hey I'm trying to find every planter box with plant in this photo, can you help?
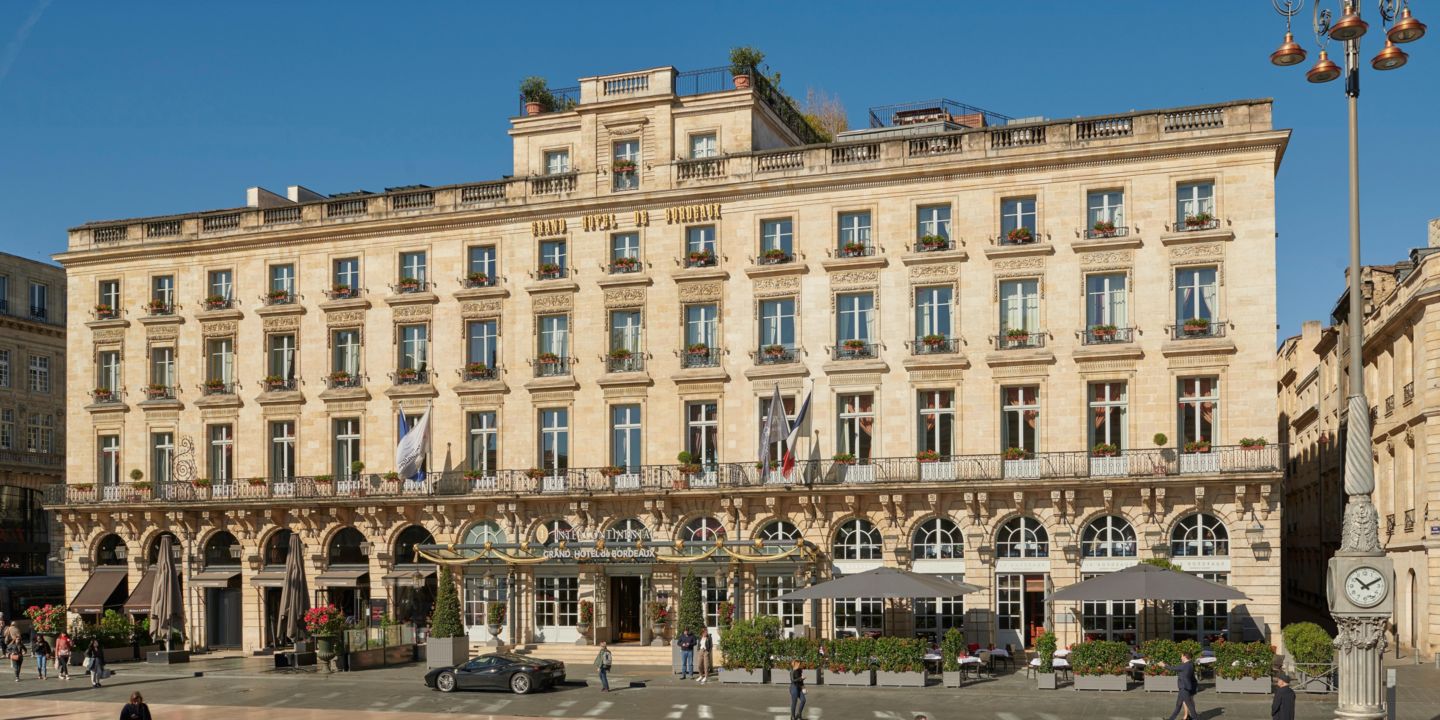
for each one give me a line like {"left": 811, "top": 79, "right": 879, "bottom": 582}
{"left": 940, "top": 627, "right": 966, "bottom": 688}
{"left": 537, "top": 262, "right": 562, "bottom": 279}
{"left": 520, "top": 76, "right": 555, "bottom": 115}
{"left": 331, "top": 284, "right": 355, "bottom": 299}
{"left": 1070, "top": 640, "right": 1131, "bottom": 691}
{"left": 1214, "top": 640, "right": 1274, "bottom": 694}
{"left": 1239, "top": 437, "right": 1269, "bottom": 450}
{"left": 916, "top": 449, "right": 940, "bottom": 463}
{"left": 718, "top": 616, "right": 775, "bottom": 683}
{"left": 1005, "top": 327, "right": 1031, "bottom": 345}
{"left": 94, "top": 304, "right": 117, "bottom": 319}
{"left": 760, "top": 248, "right": 790, "bottom": 264}
{"left": 536, "top": 352, "right": 561, "bottom": 365}
{"left": 1139, "top": 639, "right": 1202, "bottom": 691}
{"left": 1006, "top": 227, "right": 1034, "bottom": 244}
{"left": 686, "top": 343, "right": 709, "bottom": 356}
{"left": 840, "top": 241, "right": 869, "bottom": 257}
{"left": 771, "top": 636, "right": 822, "bottom": 685}
{"left": 729, "top": 46, "right": 763, "bottom": 89}
{"left": 612, "top": 159, "right": 636, "bottom": 174}
{"left": 917, "top": 234, "right": 949, "bottom": 252}
{"left": 1089, "top": 324, "right": 1118, "bottom": 340}
{"left": 920, "top": 333, "right": 947, "bottom": 350}
{"left": 832, "top": 452, "right": 856, "bottom": 466}
{"left": 203, "top": 295, "right": 228, "bottom": 310}
{"left": 1283, "top": 622, "right": 1336, "bottom": 693}
{"left": 1035, "top": 630, "right": 1058, "bottom": 689}
{"left": 1182, "top": 317, "right": 1210, "bottom": 335}
{"left": 1183, "top": 441, "right": 1212, "bottom": 454}
{"left": 1183, "top": 212, "right": 1215, "bottom": 229}
{"left": 824, "top": 636, "right": 875, "bottom": 686}
{"left": 427, "top": 566, "right": 469, "bottom": 668}
{"left": 687, "top": 249, "right": 716, "bottom": 267}
{"left": 397, "top": 277, "right": 422, "bottom": 293}
{"left": 267, "top": 289, "right": 292, "bottom": 304}
{"left": 1091, "top": 219, "right": 1117, "bottom": 237}
{"left": 872, "top": 636, "right": 926, "bottom": 687}
{"left": 762, "top": 344, "right": 788, "bottom": 359}
{"left": 465, "top": 272, "right": 489, "bottom": 287}
{"left": 674, "top": 451, "right": 700, "bottom": 481}
{"left": 146, "top": 299, "right": 171, "bottom": 314}
{"left": 610, "top": 256, "right": 639, "bottom": 273}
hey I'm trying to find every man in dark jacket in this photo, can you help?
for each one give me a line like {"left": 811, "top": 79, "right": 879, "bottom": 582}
{"left": 1166, "top": 652, "right": 1199, "bottom": 720}
{"left": 678, "top": 630, "right": 696, "bottom": 680}
{"left": 1272, "top": 673, "right": 1296, "bottom": 720}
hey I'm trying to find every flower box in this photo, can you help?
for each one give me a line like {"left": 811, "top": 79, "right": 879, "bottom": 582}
{"left": 1074, "top": 674, "right": 1128, "bottom": 691}
{"left": 917, "top": 235, "right": 949, "bottom": 252}
{"left": 874, "top": 670, "right": 924, "bottom": 687}
{"left": 824, "top": 669, "right": 874, "bottom": 686}
{"left": 1217, "top": 676, "right": 1272, "bottom": 694}
{"left": 330, "top": 285, "right": 355, "bottom": 298}
{"left": 1184, "top": 213, "right": 1214, "bottom": 229}
{"left": 763, "top": 345, "right": 787, "bottom": 357}
{"left": 687, "top": 344, "right": 709, "bottom": 355}
{"left": 840, "top": 243, "right": 869, "bottom": 257}
{"left": 718, "top": 668, "right": 769, "bottom": 684}
{"left": 537, "top": 353, "right": 561, "bottom": 365}
{"left": 760, "top": 249, "right": 790, "bottom": 264}
{"left": 1037, "top": 671, "right": 1058, "bottom": 689}
{"left": 1006, "top": 227, "right": 1034, "bottom": 243}
{"left": 1090, "top": 325, "right": 1118, "bottom": 340}
{"left": 612, "top": 160, "right": 637, "bottom": 173}
{"left": 397, "top": 278, "right": 422, "bottom": 292}
{"left": 465, "top": 273, "right": 489, "bottom": 286}
{"left": 1091, "top": 221, "right": 1116, "bottom": 237}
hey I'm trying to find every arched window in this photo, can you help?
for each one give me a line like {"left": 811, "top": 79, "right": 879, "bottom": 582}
{"left": 912, "top": 517, "right": 963, "bottom": 560}
{"left": 833, "top": 518, "right": 881, "bottom": 560}
{"left": 996, "top": 517, "right": 1048, "bottom": 558}
{"left": 203, "top": 531, "right": 241, "bottom": 567}
{"left": 147, "top": 531, "right": 181, "bottom": 564}
{"left": 536, "top": 519, "right": 573, "bottom": 546}
{"left": 1081, "top": 516, "right": 1136, "bottom": 558}
{"left": 393, "top": 526, "right": 435, "bottom": 565}
{"left": 263, "top": 528, "right": 293, "bottom": 567}
{"left": 1170, "top": 513, "right": 1228, "bottom": 557}
{"left": 755, "top": 520, "right": 800, "bottom": 556}
{"left": 328, "top": 527, "right": 367, "bottom": 566}
{"left": 463, "top": 521, "right": 506, "bottom": 546}
{"left": 604, "top": 518, "right": 651, "bottom": 543}
{"left": 95, "top": 533, "right": 126, "bottom": 567}
{"left": 682, "top": 517, "right": 726, "bottom": 543}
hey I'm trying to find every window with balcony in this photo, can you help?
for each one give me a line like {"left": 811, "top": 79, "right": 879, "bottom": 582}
{"left": 399, "top": 251, "right": 428, "bottom": 289}
{"left": 539, "top": 408, "right": 569, "bottom": 473}
{"left": 609, "top": 233, "right": 640, "bottom": 273}
{"left": 269, "top": 421, "right": 296, "bottom": 480}
{"left": 1002, "top": 386, "right": 1039, "bottom": 455}
{"left": 1085, "top": 273, "right": 1128, "bottom": 342}
{"left": 916, "top": 204, "right": 952, "bottom": 250}
{"left": 465, "top": 320, "right": 498, "bottom": 379}
{"left": 151, "top": 432, "right": 174, "bottom": 485}
{"left": 758, "top": 298, "right": 796, "bottom": 362}
{"left": 333, "top": 257, "right": 360, "bottom": 297}
{"left": 918, "top": 390, "right": 954, "bottom": 457}
{"left": 1177, "top": 377, "right": 1219, "bottom": 450}
{"left": 205, "top": 338, "right": 234, "bottom": 392}
{"left": 1176, "top": 182, "right": 1216, "bottom": 228}
{"left": 689, "top": 133, "right": 717, "bottom": 159}
{"left": 96, "top": 280, "right": 120, "bottom": 318}
{"left": 208, "top": 424, "right": 233, "bottom": 481}
{"left": 207, "top": 270, "right": 233, "bottom": 306}
{"left": 333, "top": 418, "right": 361, "bottom": 478}
{"left": 1000, "top": 196, "right": 1037, "bottom": 243}
{"left": 760, "top": 219, "right": 793, "bottom": 262}
{"left": 1086, "top": 190, "right": 1125, "bottom": 238}
{"left": 28, "top": 282, "right": 47, "bottom": 320}
{"left": 27, "top": 355, "right": 49, "bottom": 393}
{"left": 331, "top": 329, "right": 361, "bottom": 384}
{"left": 914, "top": 286, "right": 954, "bottom": 353}
{"left": 96, "top": 350, "right": 120, "bottom": 396}
{"left": 538, "top": 239, "right": 567, "bottom": 279}
{"left": 837, "top": 211, "right": 872, "bottom": 256}
{"left": 612, "top": 140, "right": 639, "bottom": 190}
{"left": 684, "top": 303, "right": 718, "bottom": 366}
{"left": 150, "top": 275, "right": 175, "bottom": 313}
{"left": 1088, "top": 382, "right": 1127, "bottom": 452}
{"left": 0, "top": 350, "right": 8, "bottom": 388}
{"left": 267, "top": 333, "right": 296, "bottom": 388}
{"left": 685, "top": 225, "right": 717, "bottom": 267}
{"left": 836, "top": 394, "right": 875, "bottom": 461}
{"left": 544, "top": 149, "right": 571, "bottom": 175}
{"left": 537, "top": 314, "right": 568, "bottom": 373}
{"left": 611, "top": 404, "right": 642, "bottom": 471}
{"left": 268, "top": 264, "right": 296, "bottom": 303}
{"left": 835, "top": 292, "right": 876, "bottom": 358}
{"left": 758, "top": 394, "right": 797, "bottom": 463}
{"left": 608, "top": 310, "right": 643, "bottom": 372}
{"left": 26, "top": 413, "right": 52, "bottom": 454}
{"left": 1175, "top": 267, "right": 1218, "bottom": 336}
{"left": 398, "top": 324, "right": 429, "bottom": 380}
{"left": 999, "top": 279, "right": 1040, "bottom": 348}
{"left": 685, "top": 401, "right": 719, "bottom": 466}
{"left": 467, "top": 412, "right": 497, "bottom": 478}
{"left": 466, "top": 246, "right": 497, "bottom": 287}
{"left": 98, "top": 435, "right": 120, "bottom": 485}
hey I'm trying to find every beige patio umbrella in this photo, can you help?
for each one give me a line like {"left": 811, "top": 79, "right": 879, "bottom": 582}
{"left": 149, "top": 535, "right": 184, "bottom": 652}
{"left": 274, "top": 532, "right": 310, "bottom": 645}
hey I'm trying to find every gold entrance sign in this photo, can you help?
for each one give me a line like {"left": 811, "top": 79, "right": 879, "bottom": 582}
{"left": 531, "top": 218, "right": 567, "bottom": 237}
{"left": 664, "top": 204, "right": 721, "bottom": 224}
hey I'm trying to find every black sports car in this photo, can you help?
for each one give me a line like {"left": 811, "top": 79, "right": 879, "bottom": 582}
{"left": 424, "top": 653, "right": 566, "bottom": 694}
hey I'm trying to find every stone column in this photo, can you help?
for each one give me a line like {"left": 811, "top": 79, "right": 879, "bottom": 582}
{"left": 1334, "top": 615, "right": 1388, "bottom": 719}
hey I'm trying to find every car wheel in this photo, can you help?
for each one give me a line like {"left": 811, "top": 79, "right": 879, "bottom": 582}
{"left": 436, "top": 672, "right": 457, "bottom": 693}
{"left": 510, "top": 672, "right": 532, "bottom": 695}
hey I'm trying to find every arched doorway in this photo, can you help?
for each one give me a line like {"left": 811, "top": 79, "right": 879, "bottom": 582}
{"left": 322, "top": 527, "right": 370, "bottom": 621}
{"left": 200, "top": 531, "right": 242, "bottom": 648}
{"left": 389, "top": 526, "right": 436, "bottom": 628}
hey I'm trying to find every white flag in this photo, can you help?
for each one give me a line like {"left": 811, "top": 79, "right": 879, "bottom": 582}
{"left": 395, "top": 404, "right": 432, "bottom": 480}
{"left": 759, "top": 384, "right": 786, "bottom": 466}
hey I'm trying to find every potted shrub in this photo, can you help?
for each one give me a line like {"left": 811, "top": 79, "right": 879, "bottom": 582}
{"left": 608, "top": 348, "right": 633, "bottom": 360}
{"left": 314, "top": 474, "right": 333, "bottom": 484}
{"left": 464, "top": 362, "right": 492, "bottom": 380}
{"left": 825, "top": 636, "right": 876, "bottom": 686}
{"left": 92, "top": 387, "right": 114, "bottom": 402}
{"left": 396, "top": 367, "right": 419, "bottom": 381}
{"left": 687, "top": 342, "right": 710, "bottom": 356}
{"left": 328, "top": 370, "right": 351, "bottom": 385}
{"left": 1003, "top": 447, "right": 1030, "bottom": 461}
{"left": 263, "top": 375, "right": 287, "bottom": 391}
{"left": 94, "top": 303, "right": 117, "bottom": 319}
{"left": 921, "top": 333, "right": 947, "bottom": 349}
{"left": 331, "top": 283, "right": 354, "bottom": 298}
{"left": 1005, "top": 327, "right": 1031, "bottom": 345}
{"left": 537, "top": 352, "right": 561, "bottom": 365}
{"left": 397, "top": 276, "right": 422, "bottom": 292}
{"left": 841, "top": 338, "right": 867, "bottom": 352}
{"left": 382, "top": 471, "right": 400, "bottom": 482}
{"left": 488, "top": 602, "right": 508, "bottom": 646}
{"left": 267, "top": 289, "right": 291, "bottom": 303}
{"left": 1140, "top": 638, "right": 1202, "bottom": 692}
{"left": 537, "top": 262, "right": 562, "bottom": 278}
{"left": 1091, "top": 443, "right": 1119, "bottom": 458}
{"left": 761, "top": 247, "right": 790, "bottom": 264}
{"left": 840, "top": 241, "right": 868, "bottom": 257}
{"left": 940, "top": 628, "right": 966, "bottom": 688}
{"left": 1006, "top": 227, "right": 1034, "bottom": 243}
{"left": 203, "top": 294, "right": 228, "bottom": 310}
{"left": 145, "top": 383, "right": 168, "bottom": 399}
{"left": 1214, "top": 640, "right": 1275, "bottom": 694}
{"left": 832, "top": 452, "right": 856, "bottom": 466}
{"left": 1070, "top": 640, "right": 1131, "bottom": 691}
{"left": 873, "top": 636, "right": 926, "bottom": 687}
{"left": 204, "top": 378, "right": 228, "bottom": 394}
{"left": 146, "top": 299, "right": 170, "bottom": 314}
{"left": 610, "top": 256, "right": 639, "bottom": 272}
{"left": 687, "top": 249, "right": 715, "bottom": 266}
{"left": 1035, "top": 630, "right": 1058, "bottom": 689}
{"left": 1182, "top": 317, "right": 1210, "bottom": 335}
{"left": 599, "top": 466, "right": 625, "bottom": 478}
{"left": 917, "top": 234, "right": 949, "bottom": 251}
{"left": 1240, "top": 437, "right": 1269, "bottom": 450}
{"left": 247, "top": 477, "right": 268, "bottom": 487}
{"left": 612, "top": 158, "right": 637, "bottom": 173}
{"left": 519, "top": 76, "right": 554, "bottom": 115}
{"left": 718, "top": 616, "right": 771, "bottom": 684}
{"left": 1092, "top": 219, "right": 1117, "bottom": 237}
{"left": 916, "top": 449, "right": 940, "bottom": 463}
{"left": 675, "top": 452, "right": 699, "bottom": 487}
{"left": 465, "top": 272, "right": 489, "bottom": 287}
{"left": 350, "top": 461, "right": 365, "bottom": 477}
{"left": 1151, "top": 433, "right": 1171, "bottom": 475}
{"left": 648, "top": 600, "right": 669, "bottom": 644}
{"left": 1184, "top": 212, "right": 1214, "bottom": 229}
{"left": 1183, "top": 440, "right": 1212, "bottom": 454}
{"left": 1090, "top": 324, "right": 1118, "bottom": 341}
{"left": 1283, "top": 622, "right": 1335, "bottom": 693}
{"left": 729, "top": 46, "right": 763, "bottom": 89}
{"left": 191, "top": 477, "right": 212, "bottom": 489}
{"left": 427, "top": 566, "right": 469, "bottom": 667}
{"left": 773, "top": 636, "right": 822, "bottom": 685}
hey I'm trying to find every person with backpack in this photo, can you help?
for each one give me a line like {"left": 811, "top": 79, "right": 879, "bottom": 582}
{"left": 31, "top": 635, "right": 50, "bottom": 680}
{"left": 120, "top": 691, "right": 153, "bottom": 720}
{"left": 592, "top": 642, "right": 612, "bottom": 693}
{"left": 85, "top": 638, "right": 106, "bottom": 687}
{"left": 6, "top": 635, "right": 24, "bottom": 681}
{"left": 54, "top": 632, "right": 72, "bottom": 680}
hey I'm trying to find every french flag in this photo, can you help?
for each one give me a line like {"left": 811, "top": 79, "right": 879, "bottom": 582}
{"left": 780, "top": 388, "right": 812, "bottom": 480}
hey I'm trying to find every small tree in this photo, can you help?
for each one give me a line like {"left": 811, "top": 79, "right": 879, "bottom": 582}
{"left": 729, "top": 46, "right": 765, "bottom": 77}
{"left": 678, "top": 569, "right": 704, "bottom": 635}
{"left": 1141, "top": 557, "right": 1183, "bottom": 572}
{"left": 430, "top": 566, "right": 464, "bottom": 639}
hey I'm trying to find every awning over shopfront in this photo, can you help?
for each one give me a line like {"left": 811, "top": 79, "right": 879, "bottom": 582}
{"left": 382, "top": 566, "right": 436, "bottom": 588}
{"left": 249, "top": 570, "right": 286, "bottom": 587}
{"left": 70, "top": 567, "right": 128, "bottom": 614}
{"left": 189, "top": 569, "right": 241, "bottom": 588}
{"left": 122, "top": 569, "right": 157, "bottom": 614}
{"left": 314, "top": 569, "right": 369, "bottom": 588}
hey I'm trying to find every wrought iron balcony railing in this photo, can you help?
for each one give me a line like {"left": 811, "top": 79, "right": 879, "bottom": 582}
{"left": 912, "top": 238, "right": 954, "bottom": 253}
{"left": 1170, "top": 321, "right": 1227, "bottom": 340}
{"left": 534, "top": 266, "right": 568, "bottom": 281}
{"left": 833, "top": 342, "right": 878, "bottom": 360}
{"left": 681, "top": 347, "right": 720, "bottom": 368}
{"left": 1082, "top": 326, "right": 1134, "bottom": 345}
{"left": 1083, "top": 225, "right": 1131, "bottom": 240}
{"left": 606, "top": 354, "right": 645, "bottom": 373}
{"left": 263, "top": 378, "right": 298, "bottom": 392}
{"left": 1404, "top": 509, "right": 1415, "bottom": 534}
{"left": 911, "top": 336, "right": 960, "bottom": 355}
{"left": 533, "top": 356, "right": 572, "bottom": 378}
{"left": 1403, "top": 381, "right": 1415, "bottom": 406}
{"left": 461, "top": 365, "right": 499, "bottom": 382}
{"left": 996, "top": 331, "right": 1045, "bottom": 350}
{"left": 201, "top": 381, "right": 235, "bottom": 396}
{"left": 142, "top": 385, "right": 174, "bottom": 401}
{"left": 391, "top": 369, "right": 430, "bottom": 385}
{"left": 834, "top": 243, "right": 875, "bottom": 259}
{"left": 326, "top": 373, "right": 361, "bottom": 389}
{"left": 264, "top": 291, "right": 295, "bottom": 306}
{"left": 756, "top": 345, "right": 799, "bottom": 365}
{"left": 1385, "top": 396, "right": 1395, "bottom": 417}
{"left": 1175, "top": 216, "right": 1221, "bottom": 232}
{"left": 89, "top": 389, "right": 123, "bottom": 405}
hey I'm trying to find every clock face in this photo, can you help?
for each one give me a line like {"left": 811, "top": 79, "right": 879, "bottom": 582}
{"left": 1344, "top": 567, "right": 1387, "bottom": 608}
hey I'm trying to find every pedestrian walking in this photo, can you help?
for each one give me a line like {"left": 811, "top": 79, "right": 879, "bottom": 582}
{"left": 55, "top": 632, "right": 72, "bottom": 680}
{"left": 1271, "top": 673, "right": 1296, "bottom": 720}
{"left": 6, "top": 636, "right": 24, "bottom": 682}
{"left": 593, "top": 642, "right": 612, "bottom": 693}
{"left": 1165, "top": 651, "right": 1199, "bottom": 720}
{"left": 677, "top": 629, "right": 696, "bottom": 679}
{"left": 788, "top": 659, "right": 807, "bottom": 720}
{"left": 32, "top": 635, "right": 50, "bottom": 680}
{"left": 2, "top": 621, "right": 20, "bottom": 646}
{"left": 120, "top": 691, "right": 154, "bottom": 720}
{"left": 85, "top": 638, "right": 106, "bottom": 687}
{"left": 695, "top": 630, "right": 711, "bottom": 683}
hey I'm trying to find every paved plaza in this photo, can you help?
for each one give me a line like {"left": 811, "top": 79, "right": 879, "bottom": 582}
{"left": 2, "top": 657, "right": 1438, "bottom": 720}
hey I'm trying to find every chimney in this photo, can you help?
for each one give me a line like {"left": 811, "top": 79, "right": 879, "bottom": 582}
{"left": 288, "top": 185, "right": 327, "bottom": 203}
{"left": 246, "top": 187, "right": 291, "bottom": 208}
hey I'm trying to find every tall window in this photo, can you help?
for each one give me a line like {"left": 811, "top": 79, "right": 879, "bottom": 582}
{"left": 999, "top": 279, "right": 1040, "bottom": 334}
{"left": 269, "top": 264, "right": 296, "bottom": 297}
{"left": 913, "top": 517, "right": 963, "bottom": 559}
{"left": 611, "top": 404, "right": 642, "bottom": 471}
{"left": 1171, "top": 513, "right": 1229, "bottom": 557}
{"left": 915, "top": 286, "right": 952, "bottom": 340}
{"left": 837, "top": 211, "right": 871, "bottom": 251}
{"left": 538, "top": 315, "right": 568, "bottom": 357}
{"left": 0, "top": 275, "right": 8, "bottom": 312}
{"left": 1175, "top": 267, "right": 1217, "bottom": 323}
{"left": 835, "top": 598, "right": 883, "bottom": 638}
{"left": 689, "top": 133, "right": 717, "bottom": 159}
{"left": 610, "top": 233, "right": 640, "bottom": 265}
{"left": 612, "top": 140, "right": 639, "bottom": 190}
{"left": 917, "top": 390, "right": 955, "bottom": 456}
{"left": 1173, "top": 572, "right": 1228, "bottom": 642}
{"left": 151, "top": 275, "right": 175, "bottom": 308}
{"left": 758, "top": 395, "right": 797, "bottom": 463}
{"left": 1087, "top": 190, "right": 1125, "bottom": 228}
{"left": 333, "top": 418, "right": 361, "bottom": 478}
{"left": 270, "top": 421, "right": 296, "bottom": 480}
{"left": 1081, "top": 516, "right": 1136, "bottom": 557}
{"left": 836, "top": 293, "right": 875, "bottom": 344}
{"left": 539, "top": 408, "right": 569, "bottom": 473}
{"left": 544, "top": 149, "right": 571, "bottom": 175}
{"left": 467, "top": 412, "right": 498, "bottom": 477}
{"left": 759, "top": 299, "right": 796, "bottom": 348}
{"left": 836, "top": 394, "right": 875, "bottom": 460}
{"left": 1177, "top": 377, "right": 1219, "bottom": 447}
{"left": 467, "top": 246, "right": 496, "bottom": 282}
{"left": 399, "top": 251, "right": 427, "bottom": 285}
{"left": 1176, "top": 182, "right": 1215, "bottom": 224}
{"left": 1081, "top": 573, "right": 1137, "bottom": 643}
{"left": 538, "top": 239, "right": 567, "bottom": 273}
{"left": 0, "top": 350, "right": 8, "bottom": 387}
{"left": 28, "top": 282, "right": 47, "bottom": 319}
{"left": 915, "top": 575, "right": 965, "bottom": 640}
{"left": 207, "top": 270, "right": 233, "bottom": 301}
{"left": 686, "top": 225, "right": 716, "bottom": 256}
{"left": 151, "top": 432, "right": 174, "bottom": 485}
{"left": 1088, "top": 382, "right": 1127, "bottom": 450}
{"left": 996, "top": 516, "right": 1048, "bottom": 558}
{"left": 760, "top": 219, "right": 793, "bottom": 257}
{"left": 685, "top": 304, "right": 718, "bottom": 348}
{"left": 207, "top": 338, "right": 234, "bottom": 384}
{"left": 97, "top": 279, "right": 120, "bottom": 311}
{"left": 916, "top": 205, "right": 951, "bottom": 242}
{"left": 399, "top": 325, "right": 428, "bottom": 371}
{"left": 27, "top": 356, "right": 48, "bottom": 393}
{"left": 154, "top": 345, "right": 179, "bottom": 388}
{"left": 685, "top": 401, "right": 718, "bottom": 465}
{"left": 268, "top": 333, "right": 296, "bottom": 380}
{"left": 98, "top": 435, "right": 120, "bottom": 485}
{"left": 834, "top": 518, "right": 881, "bottom": 560}
{"left": 464, "top": 575, "right": 508, "bottom": 628}
{"left": 332, "top": 329, "right": 361, "bottom": 375}
{"left": 1001, "top": 197, "right": 1037, "bottom": 237}
{"left": 466, "top": 320, "right": 498, "bottom": 369}
{"left": 1002, "top": 386, "right": 1040, "bottom": 454}
{"left": 534, "top": 576, "right": 578, "bottom": 626}
{"left": 610, "top": 310, "right": 642, "bottom": 355}
{"left": 698, "top": 575, "right": 729, "bottom": 628}
{"left": 97, "top": 350, "right": 120, "bottom": 391}
{"left": 1086, "top": 273, "right": 1127, "bottom": 329}
{"left": 0, "top": 410, "right": 12, "bottom": 450}
{"left": 208, "top": 425, "right": 233, "bottom": 481}
{"left": 333, "top": 257, "right": 360, "bottom": 291}
{"left": 756, "top": 575, "right": 802, "bottom": 628}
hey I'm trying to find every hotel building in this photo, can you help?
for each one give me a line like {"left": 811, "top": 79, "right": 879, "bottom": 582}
{"left": 50, "top": 64, "right": 1287, "bottom": 654}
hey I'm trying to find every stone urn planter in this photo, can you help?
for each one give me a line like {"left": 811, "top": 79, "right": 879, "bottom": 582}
{"left": 874, "top": 670, "right": 924, "bottom": 687}
{"left": 489, "top": 624, "right": 505, "bottom": 647}
{"left": 650, "top": 625, "right": 667, "bottom": 647}
{"left": 1036, "top": 671, "right": 1058, "bottom": 689}
{"left": 718, "top": 668, "right": 769, "bottom": 684}
{"left": 1074, "top": 674, "right": 1128, "bottom": 691}
{"left": 314, "top": 635, "right": 338, "bottom": 673}
{"left": 824, "top": 669, "right": 874, "bottom": 686}
{"left": 427, "top": 636, "right": 470, "bottom": 669}
{"left": 1217, "top": 676, "right": 1272, "bottom": 694}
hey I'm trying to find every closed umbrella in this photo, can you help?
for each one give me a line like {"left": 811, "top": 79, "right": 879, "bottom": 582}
{"left": 150, "top": 535, "right": 184, "bottom": 652}
{"left": 274, "top": 532, "right": 310, "bottom": 645}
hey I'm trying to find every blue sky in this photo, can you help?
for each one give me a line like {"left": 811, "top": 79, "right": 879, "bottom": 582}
{"left": 1, "top": 1, "right": 1436, "bottom": 338}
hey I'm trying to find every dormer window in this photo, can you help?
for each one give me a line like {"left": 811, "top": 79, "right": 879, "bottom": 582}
{"left": 545, "top": 150, "right": 571, "bottom": 175}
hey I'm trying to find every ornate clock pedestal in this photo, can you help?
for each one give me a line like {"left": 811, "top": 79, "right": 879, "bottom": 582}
{"left": 1330, "top": 610, "right": 1390, "bottom": 720}
{"left": 1327, "top": 496, "right": 1394, "bottom": 720}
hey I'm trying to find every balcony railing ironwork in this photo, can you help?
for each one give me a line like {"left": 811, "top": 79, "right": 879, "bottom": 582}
{"left": 606, "top": 354, "right": 645, "bottom": 374}
{"left": 533, "top": 356, "right": 572, "bottom": 378}
{"left": 608, "top": 259, "right": 642, "bottom": 274}
{"left": 1175, "top": 216, "right": 1221, "bottom": 232}
{"left": 833, "top": 342, "right": 878, "bottom": 360}
{"left": 996, "top": 332, "right": 1045, "bottom": 350}
{"left": 262, "top": 378, "right": 298, "bottom": 392}
{"left": 1082, "top": 327, "right": 1134, "bottom": 345}
{"left": 264, "top": 291, "right": 295, "bottom": 306}
{"left": 142, "top": 385, "right": 175, "bottom": 401}
{"left": 912, "top": 238, "right": 954, "bottom": 253}
{"left": 1170, "top": 321, "right": 1226, "bottom": 340}
{"left": 756, "top": 346, "right": 799, "bottom": 365}
{"left": 146, "top": 302, "right": 174, "bottom": 316}
{"left": 202, "top": 381, "right": 234, "bottom": 396}
{"left": 392, "top": 369, "right": 430, "bottom": 385}
{"left": 461, "top": 365, "right": 499, "bottom": 382}
{"left": 912, "top": 337, "right": 960, "bottom": 355}
{"left": 834, "top": 244, "right": 875, "bottom": 259}
{"left": 681, "top": 347, "right": 720, "bottom": 369}
{"left": 535, "top": 266, "right": 568, "bottom": 281}
{"left": 1084, "top": 225, "right": 1130, "bottom": 240}
{"left": 89, "top": 389, "right": 123, "bottom": 405}
{"left": 1403, "top": 382, "right": 1414, "bottom": 406}
{"left": 683, "top": 252, "right": 718, "bottom": 269}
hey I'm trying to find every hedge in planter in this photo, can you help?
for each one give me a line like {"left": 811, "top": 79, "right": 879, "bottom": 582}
{"left": 1070, "top": 640, "right": 1131, "bottom": 691}
{"left": 873, "top": 636, "right": 926, "bottom": 687}
{"left": 1139, "top": 639, "right": 1202, "bottom": 691}
{"left": 772, "top": 636, "right": 822, "bottom": 685}
{"left": 718, "top": 617, "right": 770, "bottom": 683}
{"left": 1282, "top": 622, "right": 1336, "bottom": 693}
{"left": 824, "top": 636, "right": 875, "bottom": 686}
{"left": 427, "top": 566, "right": 470, "bottom": 668}
{"left": 940, "top": 628, "right": 966, "bottom": 688}
{"left": 1034, "top": 631, "right": 1058, "bottom": 689}
{"left": 1214, "top": 640, "right": 1275, "bottom": 694}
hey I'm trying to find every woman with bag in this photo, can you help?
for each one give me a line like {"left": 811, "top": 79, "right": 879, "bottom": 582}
{"left": 85, "top": 638, "right": 106, "bottom": 687}
{"left": 32, "top": 635, "right": 50, "bottom": 680}
{"left": 120, "top": 691, "right": 153, "bottom": 720}
{"left": 6, "top": 636, "right": 24, "bottom": 681}
{"left": 54, "top": 632, "right": 72, "bottom": 680}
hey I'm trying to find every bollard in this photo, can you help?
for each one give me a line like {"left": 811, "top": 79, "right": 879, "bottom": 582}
{"left": 1385, "top": 668, "right": 1396, "bottom": 720}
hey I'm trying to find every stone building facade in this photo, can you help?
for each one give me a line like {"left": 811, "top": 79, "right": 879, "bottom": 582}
{"left": 1280, "top": 218, "right": 1440, "bottom": 661}
{"left": 50, "top": 65, "right": 1286, "bottom": 653}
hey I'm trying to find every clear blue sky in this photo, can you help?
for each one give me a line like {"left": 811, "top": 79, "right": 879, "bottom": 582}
{"left": 2, "top": 1, "right": 1436, "bottom": 338}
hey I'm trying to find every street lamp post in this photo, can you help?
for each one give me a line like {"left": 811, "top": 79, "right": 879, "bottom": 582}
{"left": 1268, "top": 3, "right": 1425, "bottom": 719}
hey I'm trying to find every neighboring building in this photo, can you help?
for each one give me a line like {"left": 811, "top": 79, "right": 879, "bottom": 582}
{"left": 1280, "top": 217, "right": 1440, "bottom": 661}
{"left": 0, "top": 252, "right": 67, "bottom": 621}
{"left": 50, "top": 64, "right": 1288, "bottom": 654}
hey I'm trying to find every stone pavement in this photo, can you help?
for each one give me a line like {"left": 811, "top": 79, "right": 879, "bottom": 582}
{"left": 2, "top": 655, "right": 1437, "bottom": 719}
